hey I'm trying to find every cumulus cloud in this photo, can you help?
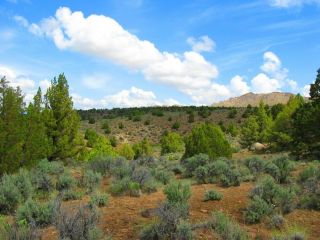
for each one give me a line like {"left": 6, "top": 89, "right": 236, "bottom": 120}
{"left": 302, "top": 84, "right": 310, "bottom": 97}
{"left": 187, "top": 36, "right": 215, "bottom": 53}
{"left": 0, "top": 65, "right": 51, "bottom": 103}
{"left": 82, "top": 74, "right": 109, "bottom": 89}
{"left": 72, "top": 87, "right": 181, "bottom": 109}
{"left": 229, "top": 75, "right": 250, "bottom": 95}
{"left": 251, "top": 73, "right": 282, "bottom": 93}
{"left": 270, "top": 0, "right": 320, "bottom": 8}
{"left": 18, "top": 7, "right": 219, "bottom": 105}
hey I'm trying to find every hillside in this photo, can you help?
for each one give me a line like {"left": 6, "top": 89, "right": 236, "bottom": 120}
{"left": 213, "top": 92, "right": 301, "bottom": 107}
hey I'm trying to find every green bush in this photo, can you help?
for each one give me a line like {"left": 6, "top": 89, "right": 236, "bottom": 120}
{"left": 153, "top": 169, "right": 174, "bottom": 185}
{"left": 117, "top": 143, "right": 135, "bottom": 160}
{"left": 90, "top": 192, "right": 109, "bottom": 207}
{"left": 184, "top": 123, "right": 232, "bottom": 159}
{"left": 118, "top": 122, "right": 124, "bottom": 129}
{"left": 88, "top": 117, "right": 96, "bottom": 124}
{"left": 62, "top": 190, "right": 83, "bottom": 201}
{"left": 244, "top": 156, "right": 265, "bottom": 177}
{"left": 164, "top": 182, "right": 191, "bottom": 205}
{"left": 182, "top": 154, "right": 210, "bottom": 177}
{"left": 144, "top": 119, "right": 151, "bottom": 125}
{"left": 268, "top": 214, "right": 285, "bottom": 229}
{"left": 85, "top": 129, "right": 99, "bottom": 147}
{"left": 176, "top": 222, "right": 193, "bottom": 240}
{"left": 271, "top": 156, "right": 294, "bottom": 184}
{"left": 160, "top": 132, "right": 184, "bottom": 155}
{"left": 211, "top": 211, "right": 248, "bottom": 240}
{"left": 204, "top": 189, "right": 223, "bottom": 201}
{"left": 141, "top": 180, "right": 158, "bottom": 193}
{"left": 220, "top": 168, "right": 241, "bottom": 187}
{"left": 133, "top": 138, "right": 152, "bottom": 159}
{"left": 228, "top": 108, "right": 237, "bottom": 119}
{"left": 172, "top": 121, "right": 180, "bottom": 130}
{"left": 36, "top": 159, "right": 64, "bottom": 175}
{"left": 13, "top": 169, "right": 34, "bottom": 201}
{"left": 244, "top": 196, "right": 272, "bottom": 224}
{"left": 88, "top": 156, "right": 113, "bottom": 176}
{"left": 56, "top": 171, "right": 76, "bottom": 191}
{"left": 83, "top": 170, "right": 102, "bottom": 193}
{"left": 101, "top": 121, "right": 111, "bottom": 134}
{"left": 0, "top": 174, "right": 22, "bottom": 214}
{"left": 194, "top": 166, "right": 208, "bottom": 184}
{"left": 0, "top": 222, "right": 40, "bottom": 240}
{"left": 16, "top": 199, "right": 54, "bottom": 226}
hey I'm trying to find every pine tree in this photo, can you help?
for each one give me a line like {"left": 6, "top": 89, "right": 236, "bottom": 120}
{"left": 44, "top": 74, "right": 83, "bottom": 161}
{"left": 256, "top": 101, "right": 273, "bottom": 142}
{"left": 0, "top": 77, "right": 25, "bottom": 173}
{"left": 24, "top": 88, "right": 52, "bottom": 167}
{"left": 310, "top": 68, "right": 320, "bottom": 103}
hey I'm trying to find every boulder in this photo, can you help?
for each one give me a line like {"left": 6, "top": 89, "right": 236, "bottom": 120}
{"left": 250, "top": 142, "right": 267, "bottom": 152}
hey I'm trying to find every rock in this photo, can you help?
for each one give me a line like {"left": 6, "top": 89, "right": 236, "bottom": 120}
{"left": 250, "top": 142, "right": 267, "bottom": 152}
{"left": 200, "top": 209, "right": 208, "bottom": 213}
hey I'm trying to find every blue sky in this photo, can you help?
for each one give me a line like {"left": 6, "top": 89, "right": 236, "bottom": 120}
{"left": 0, "top": 0, "right": 319, "bottom": 109}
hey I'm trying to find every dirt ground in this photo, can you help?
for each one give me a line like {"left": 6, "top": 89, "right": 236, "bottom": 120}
{"left": 41, "top": 180, "right": 320, "bottom": 240}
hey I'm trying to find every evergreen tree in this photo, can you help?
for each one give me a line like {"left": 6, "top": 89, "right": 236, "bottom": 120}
{"left": 256, "top": 101, "right": 272, "bottom": 142}
{"left": 310, "top": 68, "right": 320, "bottom": 103}
{"left": 0, "top": 77, "right": 25, "bottom": 173}
{"left": 183, "top": 123, "right": 232, "bottom": 159}
{"left": 24, "top": 88, "right": 52, "bottom": 167}
{"left": 44, "top": 74, "right": 83, "bottom": 161}
{"left": 241, "top": 116, "right": 260, "bottom": 147}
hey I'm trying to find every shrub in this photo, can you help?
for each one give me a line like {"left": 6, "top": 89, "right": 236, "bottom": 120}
{"left": 144, "top": 119, "right": 151, "bottom": 125}
{"left": 250, "top": 176, "right": 280, "bottom": 205}
{"left": 244, "top": 196, "right": 272, "bottom": 224}
{"left": 32, "top": 170, "right": 54, "bottom": 192}
{"left": 168, "top": 116, "right": 172, "bottom": 122}
{"left": 117, "top": 143, "right": 135, "bottom": 160}
{"left": 53, "top": 203, "right": 103, "bottom": 240}
{"left": 184, "top": 123, "right": 232, "bottom": 159}
{"left": 131, "top": 167, "right": 152, "bottom": 186}
{"left": 245, "top": 157, "right": 265, "bottom": 177}
{"left": 110, "top": 177, "right": 141, "bottom": 197}
{"left": 83, "top": 170, "right": 102, "bottom": 193}
{"left": 272, "top": 226, "right": 308, "bottom": 240}
{"left": 90, "top": 192, "right": 109, "bottom": 207}
{"left": 133, "top": 138, "right": 152, "bottom": 159}
{"left": 176, "top": 222, "right": 193, "bottom": 240}
{"left": 101, "top": 121, "right": 111, "bottom": 134}
{"left": 88, "top": 117, "right": 96, "bottom": 124}
{"left": 62, "top": 190, "right": 83, "bottom": 201}
{"left": 0, "top": 222, "right": 40, "bottom": 240}
{"left": 109, "top": 136, "right": 117, "bottom": 147}
{"left": 268, "top": 214, "right": 285, "bottom": 229}
{"left": 172, "top": 121, "right": 180, "bottom": 130}
{"left": 188, "top": 112, "right": 195, "bottom": 123}
{"left": 211, "top": 211, "right": 248, "bottom": 240}
{"left": 271, "top": 156, "right": 294, "bottom": 184}
{"left": 204, "top": 189, "right": 223, "bottom": 201}
{"left": 164, "top": 182, "right": 191, "bottom": 206}
{"left": 153, "top": 169, "right": 174, "bottom": 185}
{"left": 118, "top": 122, "right": 124, "bottom": 129}
{"left": 207, "top": 160, "right": 229, "bottom": 179}
{"left": 85, "top": 129, "right": 99, "bottom": 147}
{"left": 16, "top": 199, "right": 54, "bottom": 227}
{"left": 88, "top": 156, "right": 113, "bottom": 176}
{"left": 12, "top": 169, "right": 34, "bottom": 201}
{"left": 228, "top": 108, "right": 237, "bottom": 119}
{"left": 36, "top": 159, "right": 64, "bottom": 175}
{"left": 56, "top": 171, "right": 76, "bottom": 191}
{"left": 220, "top": 168, "right": 241, "bottom": 187}
{"left": 141, "top": 180, "right": 158, "bottom": 193}
{"left": 298, "top": 164, "right": 318, "bottom": 183}
{"left": 0, "top": 174, "right": 22, "bottom": 214}
{"left": 194, "top": 166, "right": 208, "bottom": 184}
{"left": 182, "top": 154, "right": 210, "bottom": 177}
{"left": 160, "top": 132, "right": 184, "bottom": 155}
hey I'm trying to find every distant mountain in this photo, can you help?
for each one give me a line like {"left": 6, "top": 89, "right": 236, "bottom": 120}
{"left": 213, "top": 92, "right": 305, "bottom": 107}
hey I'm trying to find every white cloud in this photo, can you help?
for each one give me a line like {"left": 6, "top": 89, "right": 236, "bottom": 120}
{"left": 251, "top": 73, "right": 282, "bottom": 93}
{"left": 260, "top": 51, "right": 288, "bottom": 81}
{"left": 302, "top": 84, "right": 310, "bottom": 97}
{"left": 270, "top": 0, "right": 320, "bottom": 8}
{"left": 21, "top": 7, "right": 219, "bottom": 105}
{"left": 39, "top": 79, "right": 51, "bottom": 92}
{"left": 187, "top": 36, "right": 215, "bottom": 53}
{"left": 229, "top": 75, "right": 250, "bottom": 95}
{"left": 287, "top": 79, "right": 298, "bottom": 91}
{"left": 72, "top": 87, "right": 181, "bottom": 109}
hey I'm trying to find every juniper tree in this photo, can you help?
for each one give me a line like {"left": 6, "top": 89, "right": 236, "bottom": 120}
{"left": 0, "top": 77, "right": 25, "bottom": 173}
{"left": 310, "top": 68, "right": 320, "bottom": 103}
{"left": 44, "top": 74, "right": 83, "bottom": 161}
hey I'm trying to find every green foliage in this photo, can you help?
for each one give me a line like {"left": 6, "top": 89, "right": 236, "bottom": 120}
{"left": 245, "top": 156, "right": 265, "bottom": 177}
{"left": 62, "top": 190, "right": 83, "bottom": 201}
{"left": 164, "top": 181, "right": 191, "bottom": 205}
{"left": 90, "top": 192, "right": 109, "bottom": 207}
{"left": 194, "top": 166, "right": 208, "bottom": 184}
{"left": 270, "top": 95, "right": 305, "bottom": 150}
{"left": 144, "top": 119, "right": 151, "bottom": 125}
{"left": 83, "top": 170, "right": 102, "bottom": 193}
{"left": 211, "top": 211, "right": 248, "bottom": 240}
{"left": 182, "top": 154, "right": 210, "bottom": 178}
{"left": 102, "top": 121, "right": 111, "bottom": 134}
{"left": 84, "top": 129, "right": 99, "bottom": 147}
{"left": 133, "top": 138, "right": 152, "bottom": 159}
{"left": 226, "top": 123, "right": 239, "bottom": 137}
{"left": 88, "top": 117, "right": 96, "bottom": 124}
{"left": 13, "top": 169, "right": 34, "bottom": 201}
{"left": 204, "top": 189, "right": 223, "bottom": 201}
{"left": 241, "top": 116, "right": 260, "bottom": 147}
{"left": 153, "top": 169, "right": 174, "bottom": 185}
{"left": 16, "top": 199, "right": 54, "bottom": 226}
{"left": 0, "top": 77, "right": 25, "bottom": 174}
{"left": 24, "top": 88, "right": 52, "bottom": 167}
{"left": 172, "top": 121, "right": 180, "bottom": 130}
{"left": 56, "top": 171, "right": 76, "bottom": 191}
{"left": 87, "top": 135, "right": 117, "bottom": 160}
{"left": 310, "top": 68, "right": 320, "bottom": 103}
{"left": 118, "top": 122, "right": 124, "bottom": 129}
{"left": 44, "top": 74, "right": 83, "bottom": 161}
{"left": 117, "top": 143, "right": 135, "bottom": 160}
{"left": 184, "top": 123, "right": 232, "bottom": 159}
{"left": 0, "top": 221, "right": 40, "bottom": 240}
{"left": 269, "top": 156, "right": 293, "bottom": 183}
{"left": 220, "top": 168, "right": 241, "bottom": 187}
{"left": 268, "top": 214, "right": 285, "bottom": 229}
{"left": 160, "top": 131, "right": 184, "bottom": 155}
{"left": 244, "top": 196, "right": 272, "bottom": 224}
{"left": 228, "top": 108, "right": 237, "bottom": 119}
{"left": 188, "top": 112, "right": 195, "bottom": 123}
{"left": 0, "top": 174, "right": 22, "bottom": 214}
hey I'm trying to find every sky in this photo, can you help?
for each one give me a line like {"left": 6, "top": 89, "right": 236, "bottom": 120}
{"left": 0, "top": 0, "right": 319, "bottom": 109}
